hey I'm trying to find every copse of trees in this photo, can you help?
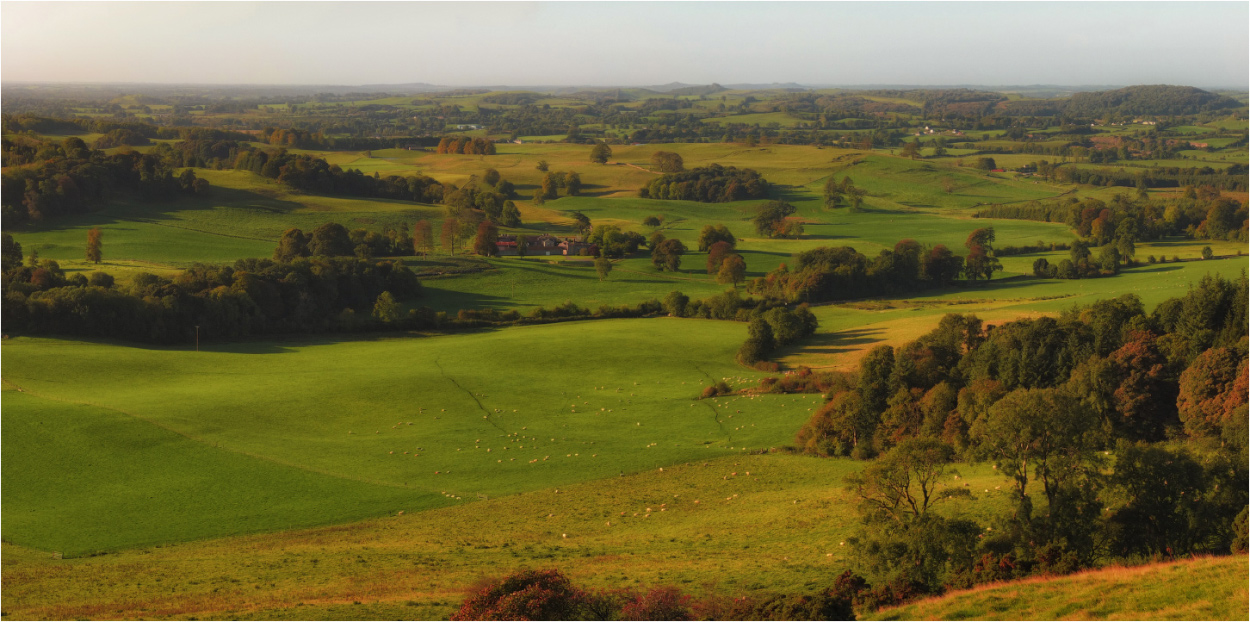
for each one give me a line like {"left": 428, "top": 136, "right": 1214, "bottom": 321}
{"left": 274, "top": 222, "right": 414, "bottom": 260}
{"left": 792, "top": 275, "right": 1250, "bottom": 609}
{"left": 737, "top": 304, "right": 819, "bottom": 367}
{"left": 638, "top": 164, "right": 769, "bottom": 203}
{"left": 586, "top": 224, "right": 646, "bottom": 258}
{"left": 436, "top": 136, "right": 497, "bottom": 155}
{"left": 791, "top": 275, "right": 1247, "bottom": 464}
{"left": 93, "top": 128, "right": 151, "bottom": 149}
{"left": 1, "top": 136, "right": 207, "bottom": 226}
{"left": 2, "top": 255, "right": 421, "bottom": 343}
{"left": 978, "top": 192, "right": 1248, "bottom": 244}
{"left": 824, "top": 176, "right": 866, "bottom": 211}
{"left": 753, "top": 200, "right": 804, "bottom": 238}
{"left": 749, "top": 237, "right": 968, "bottom": 303}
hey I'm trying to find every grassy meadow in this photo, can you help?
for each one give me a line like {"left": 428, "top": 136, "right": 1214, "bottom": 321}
{"left": 1, "top": 451, "right": 1021, "bottom": 621}
{"left": 3, "top": 318, "right": 826, "bottom": 555}
{"left": 4, "top": 124, "right": 1248, "bottom": 620}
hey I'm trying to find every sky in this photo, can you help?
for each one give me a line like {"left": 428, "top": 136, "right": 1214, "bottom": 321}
{"left": 2, "top": 1, "right": 1247, "bottom": 88}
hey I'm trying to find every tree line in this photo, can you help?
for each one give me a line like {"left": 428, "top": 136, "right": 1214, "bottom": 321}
{"left": 976, "top": 191, "right": 1248, "bottom": 244}
{"left": 1, "top": 136, "right": 207, "bottom": 226}
{"left": 1, "top": 245, "right": 421, "bottom": 343}
{"left": 747, "top": 228, "right": 1011, "bottom": 304}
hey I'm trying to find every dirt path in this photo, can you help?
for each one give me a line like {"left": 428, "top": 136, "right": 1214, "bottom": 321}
{"left": 611, "top": 161, "right": 661, "bottom": 175}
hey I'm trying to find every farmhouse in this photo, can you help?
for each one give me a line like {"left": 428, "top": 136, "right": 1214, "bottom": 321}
{"left": 497, "top": 234, "right": 596, "bottom": 257}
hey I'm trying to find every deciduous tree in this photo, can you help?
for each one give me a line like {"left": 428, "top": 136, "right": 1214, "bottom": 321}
{"left": 86, "top": 227, "right": 103, "bottom": 264}
{"left": 590, "top": 142, "right": 612, "bottom": 164}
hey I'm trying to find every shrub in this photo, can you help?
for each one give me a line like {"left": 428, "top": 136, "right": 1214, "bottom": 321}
{"left": 619, "top": 586, "right": 693, "bottom": 621}
{"left": 700, "top": 381, "right": 732, "bottom": 399}
{"left": 452, "top": 568, "right": 585, "bottom": 621}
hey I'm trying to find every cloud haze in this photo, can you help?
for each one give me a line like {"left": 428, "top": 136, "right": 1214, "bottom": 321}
{"left": 3, "top": 2, "right": 1247, "bottom": 87}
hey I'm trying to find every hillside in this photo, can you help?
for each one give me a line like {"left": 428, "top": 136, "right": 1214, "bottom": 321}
{"left": 870, "top": 555, "right": 1249, "bottom": 621}
{"left": 1064, "top": 85, "right": 1243, "bottom": 117}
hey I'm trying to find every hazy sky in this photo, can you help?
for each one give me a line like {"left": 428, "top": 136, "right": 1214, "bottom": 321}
{"left": 3, "top": 2, "right": 1247, "bottom": 88}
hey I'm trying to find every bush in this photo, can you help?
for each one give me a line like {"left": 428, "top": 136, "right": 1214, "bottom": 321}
{"left": 619, "top": 586, "right": 693, "bottom": 621}
{"left": 720, "top": 591, "right": 855, "bottom": 621}
{"left": 700, "top": 381, "right": 732, "bottom": 399}
{"left": 451, "top": 568, "right": 585, "bottom": 621}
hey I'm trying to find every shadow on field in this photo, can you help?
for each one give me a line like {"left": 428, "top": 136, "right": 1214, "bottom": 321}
{"left": 1125, "top": 264, "right": 1186, "bottom": 275}
{"left": 800, "top": 223, "right": 852, "bottom": 242}
{"left": 418, "top": 286, "right": 514, "bottom": 312}
{"left": 7, "top": 185, "right": 308, "bottom": 236}
{"left": 780, "top": 327, "right": 890, "bottom": 357}
{"left": 578, "top": 184, "right": 614, "bottom": 198}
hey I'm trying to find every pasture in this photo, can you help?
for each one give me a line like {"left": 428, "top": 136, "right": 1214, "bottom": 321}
{"left": 4, "top": 123, "right": 1248, "bottom": 621}
{"left": 2, "top": 317, "right": 824, "bottom": 555}
{"left": 1, "top": 451, "right": 1020, "bottom": 621}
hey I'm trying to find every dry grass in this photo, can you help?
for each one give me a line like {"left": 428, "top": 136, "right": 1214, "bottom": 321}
{"left": 870, "top": 555, "right": 1249, "bottom": 621}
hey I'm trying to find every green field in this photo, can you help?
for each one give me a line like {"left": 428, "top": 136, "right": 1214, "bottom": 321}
{"left": 3, "top": 317, "right": 825, "bottom": 555}
{"left": 4, "top": 114, "right": 1248, "bottom": 621}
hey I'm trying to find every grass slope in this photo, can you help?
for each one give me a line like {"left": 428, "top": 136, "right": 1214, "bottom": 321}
{"left": 1, "top": 318, "right": 821, "bottom": 555}
{"left": 869, "top": 555, "right": 1249, "bottom": 621}
{"left": 1, "top": 453, "right": 1019, "bottom": 621}
{"left": 0, "top": 389, "right": 433, "bottom": 556}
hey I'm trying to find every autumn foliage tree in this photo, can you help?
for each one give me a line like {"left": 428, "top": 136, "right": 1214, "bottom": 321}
{"left": 717, "top": 253, "right": 747, "bottom": 289}
{"left": 706, "top": 240, "right": 733, "bottom": 274}
{"left": 86, "top": 227, "right": 103, "bottom": 264}
{"left": 474, "top": 221, "right": 499, "bottom": 257}
{"left": 413, "top": 220, "right": 433, "bottom": 256}
{"left": 1177, "top": 346, "right": 1249, "bottom": 440}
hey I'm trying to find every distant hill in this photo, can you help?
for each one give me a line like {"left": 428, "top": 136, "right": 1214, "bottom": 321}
{"left": 1063, "top": 84, "right": 1243, "bottom": 117}
{"left": 724, "top": 82, "right": 809, "bottom": 91}
{"left": 666, "top": 83, "right": 729, "bottom": 96}
{"left": 869, "top": 555, "right": 1248, "bottom": 621}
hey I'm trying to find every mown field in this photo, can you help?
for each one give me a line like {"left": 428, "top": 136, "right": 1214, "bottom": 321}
{"left": 869, "top": 555, "right": 1249, "bottom": 621}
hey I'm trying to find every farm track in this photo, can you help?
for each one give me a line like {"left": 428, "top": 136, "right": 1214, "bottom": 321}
{"left": 612, "top": 161, "right": 661, "bottom": 175}
{"left": 0, "top": 379, "right": 414, "bottom": 489}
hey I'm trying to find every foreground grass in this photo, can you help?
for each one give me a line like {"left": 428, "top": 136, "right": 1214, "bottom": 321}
{"left": 869, "top": 555, "right": 1249, "bottom": 621}
{"left": 0, "top": 453, "right": 1018, "bottom": 621}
